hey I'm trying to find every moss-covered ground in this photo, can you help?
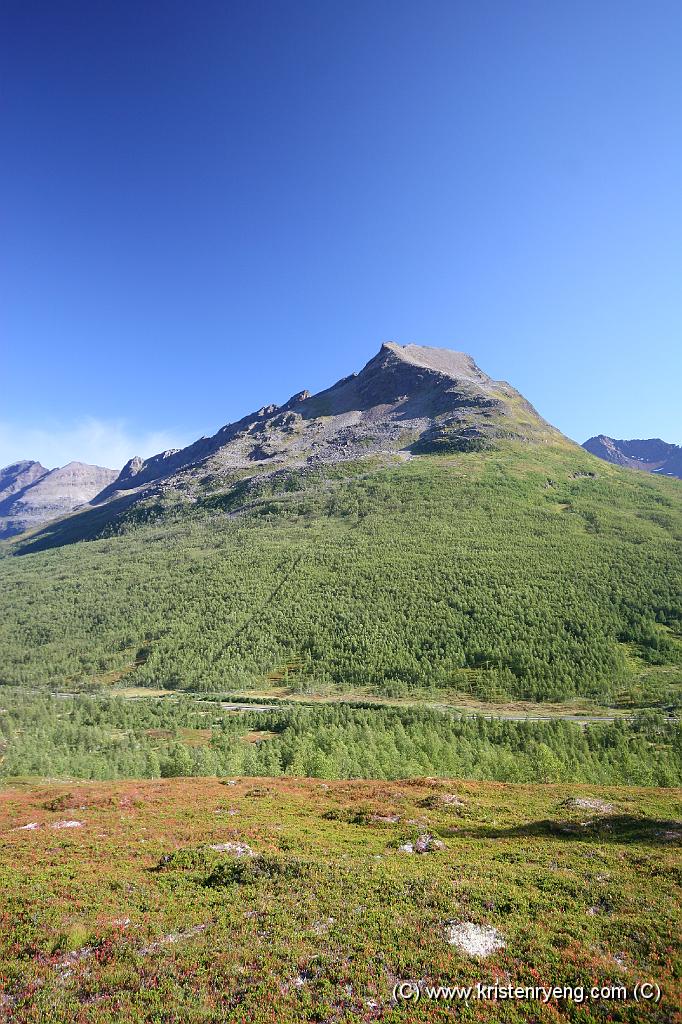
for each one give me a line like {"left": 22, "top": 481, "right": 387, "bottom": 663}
{"left": 0, "top": 777, "right": 679, "bottom": 1022}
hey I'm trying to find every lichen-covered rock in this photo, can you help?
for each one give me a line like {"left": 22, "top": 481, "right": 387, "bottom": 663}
{"left": 445, "top": 921, "right": 505, "bottom": 957}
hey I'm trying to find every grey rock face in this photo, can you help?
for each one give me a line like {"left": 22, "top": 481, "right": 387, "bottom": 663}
{"left": 9, "top": 344, "right": 572, "bottom": 544}
{"left": 117, "top": 456, "right": 145, "bottom": 484}
{"left": 96, "top": 342, "right": 562, "bottom": 508}
{"left": 582, "top": 436, "right": 682, "bottom": 479}
{"left": 0, "top": 460, "right": 50, "bottom": 503}
{"left": 0, "top": 461, "right": 118, "bottom": 538}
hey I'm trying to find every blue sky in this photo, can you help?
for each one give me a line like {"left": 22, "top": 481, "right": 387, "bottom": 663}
{"left": 1, "top": 0, "right": 680, "bottom": 469}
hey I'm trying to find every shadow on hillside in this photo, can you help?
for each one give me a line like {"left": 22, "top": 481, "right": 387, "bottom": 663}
{"left": 457, "top": 815, "right": 681, "bottom": 846}
{"left": 13, "top": 492, "right": 140, "bottom": 554}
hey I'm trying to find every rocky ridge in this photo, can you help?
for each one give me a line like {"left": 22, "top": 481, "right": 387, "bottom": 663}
{"left": 0, "top": 460, "right": 50, "bottom": 503}
{"left": 93, "top": 342, "right": 564, "bottom": 510}
{"left": 1, "top": 343, "right": 579, "bottom": 541}
{"left": 582, "top": 435, "right": 682, "bottom": 479}
{"left": 0, "top": 461, "right": 118, "bottom": 539}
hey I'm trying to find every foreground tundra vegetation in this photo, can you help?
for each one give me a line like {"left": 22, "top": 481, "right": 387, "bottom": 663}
{"left": 0, "top": 777, "right": 679, "bottom": 1022}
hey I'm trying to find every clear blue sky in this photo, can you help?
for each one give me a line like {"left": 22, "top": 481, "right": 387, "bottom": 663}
{"left": 1, "top": 0, "right": 680, "bottom": 469}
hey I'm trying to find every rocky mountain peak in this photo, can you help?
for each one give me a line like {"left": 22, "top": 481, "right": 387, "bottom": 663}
{"left": 0, "top": 460, "right": 118, "bottom": 539}
{"left": 0, "top": 460, "right": 50, "bottom": 503}
{"left": 376, "top": 342, "right": 488, "bottom": 384}
{"left": 582, "top": 435, "right": 682, "bottom": 478}
{"left": 88, "top": 343, "right": 562, "bottom": 511}
{"left": 301, "top": 342, "right": 504, "bottom": 418}
{"left": 119, "top": 456, "right": 145, "bottom": 482}
{"left": 283, "top": 390, "right": 311, "bottom": 409}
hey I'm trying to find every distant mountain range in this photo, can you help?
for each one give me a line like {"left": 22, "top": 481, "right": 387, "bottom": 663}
{"left": 582, "top": 436, "right": 682, "bottom": 479}
{"left": 0, "top": 460, "right": 118, "bottom": 539}
{"left": 2, "top": 344, "right": 680, "bottom": 540}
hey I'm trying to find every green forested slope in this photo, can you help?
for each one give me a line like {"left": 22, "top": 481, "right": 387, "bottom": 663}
{"left": 0, "top": 443, "right": 680, "bottom": 705}
{"left": 1, "top": 690, "right": 679, "bottom": 785}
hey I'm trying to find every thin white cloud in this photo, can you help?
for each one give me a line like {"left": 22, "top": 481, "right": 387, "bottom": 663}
{"left": 0, "top": 417, "right": 191, "bottom": 471}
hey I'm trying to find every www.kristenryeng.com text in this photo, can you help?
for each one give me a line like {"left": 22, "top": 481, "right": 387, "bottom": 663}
{"left": 392, "top": 980, "right": 662, "bottom": 1005}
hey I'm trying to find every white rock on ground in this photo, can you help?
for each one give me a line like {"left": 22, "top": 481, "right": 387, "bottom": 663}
{"left": 209, "top": 841, "right": 254, "bottom": 857}
{"left": 440, "top": 794, "right": 465, "bottom": 806}
{"left": 567, "top": 798, "right": 614, "bottom": 813}
{"left": 312, "top": 917, "right": 335, "bottom": 935}
{"left": 51, "top": 820, "right": 83, "bottom": 829}
{"left": 138, "top": 923, "right": 208, "bottom": 956}
{"left": 446, "top": 922, "right": 506, "bottom": 957}
{"left": 414, "top": 833, "right": 444, "bottom": 852}
{"left": 398, "top": 834, "right": 444, "bottom": 854}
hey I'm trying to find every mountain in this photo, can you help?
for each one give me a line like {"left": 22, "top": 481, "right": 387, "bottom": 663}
{"left": 1, "top": 344, "right": 678, "bottom": 1014}
{"left": 0, "top": 459, "right": 50, "bottom": 501}
{"left": 0, "top": 343, "right": 680, "bottom": 709}
{"left": 93, "top": 342, "right": 563, "bottom": 510}
{"left": 0, "top": 460, "right": 118, "bottom": 539}
{"left": 582, "top": 435, "right": 682, "bottom": 479}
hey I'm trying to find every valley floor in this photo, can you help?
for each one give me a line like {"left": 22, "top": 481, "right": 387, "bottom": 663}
{"left": 204, "top": 687, "right": 634, "bottom": 722}
{"left": 0, "top": 777, "right": 680, "bottom": 1022}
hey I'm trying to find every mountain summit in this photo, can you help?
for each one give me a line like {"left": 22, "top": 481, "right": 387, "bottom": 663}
{"left": 0, "top": 460, "right": 50, "bottom": 503}
{"left": 0, "top": 461, "right": 118, "bottom": 539}
{"left": 582, "top": 435, "right": 682, "bottom": 479}
{"left": 95, "top": 343, "right": 562, "bottom": 508}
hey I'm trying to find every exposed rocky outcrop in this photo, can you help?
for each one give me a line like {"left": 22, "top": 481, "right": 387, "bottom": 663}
{"left": 0, "top": 461, "right": 118, "bottom": 539}
{"left": 6, "top": 344, "right": 575, "bottom": 545}
{"left": 93, "top": 342, "right": 563, "bottom": 510}
{"left": 582, "top": 435, "right": 682, "bottom": 479}
{"left": 0, "top": 460, "right": 50, "bottom": 502}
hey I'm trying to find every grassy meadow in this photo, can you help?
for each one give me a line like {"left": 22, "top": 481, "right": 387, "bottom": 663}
{"left": 0, "top": 776, "right": 679, "bottom": 1022}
